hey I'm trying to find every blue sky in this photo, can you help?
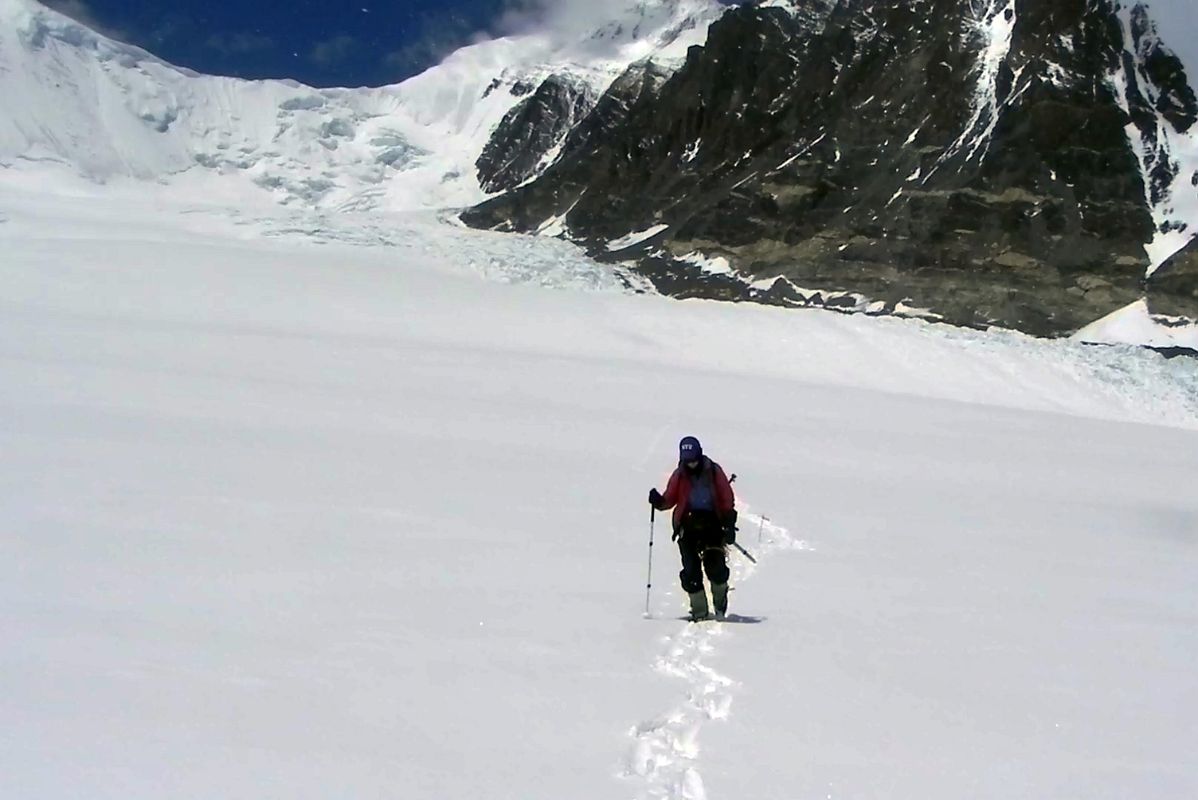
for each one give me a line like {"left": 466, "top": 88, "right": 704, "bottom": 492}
{"left": 41, "top": 0, "right": 523, "bottom": 87}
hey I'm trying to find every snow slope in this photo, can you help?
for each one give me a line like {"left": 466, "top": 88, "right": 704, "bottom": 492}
{"left": 0, "top": 0, "right": 724, "bottom": 211}
{"left": 1074, "top": 298, "right": 1198, "bottom": 352}
{"left": 2, "top": 171, "right": 1197, "bottom": 799}
{"left": 2, "top": 4, "right": 1198, "bottom": 793}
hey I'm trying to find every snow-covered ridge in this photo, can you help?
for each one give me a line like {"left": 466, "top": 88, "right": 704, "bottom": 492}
{"left": 0, "top": 0, "right": 726, "bottom": 211}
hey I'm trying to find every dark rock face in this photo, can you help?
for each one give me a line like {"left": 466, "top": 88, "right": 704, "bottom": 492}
{"left": 472, "top": 59, "right": 680, "bottom": 231}
{"left": 1148, "top": 237, "right": 1198, "bottom": 317}
{"left": 463, "top": 0, "right": 1198, "bottom": 336}
{"left": 475, "top": 74, "right": 597, "bottom": 194}
{"left": 1123, "top": 3, "right": 1198, "bottom": 208}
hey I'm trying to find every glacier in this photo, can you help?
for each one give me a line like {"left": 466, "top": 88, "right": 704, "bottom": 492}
{"left": 1, "top": 3, "right": 1197, "bottom": 797}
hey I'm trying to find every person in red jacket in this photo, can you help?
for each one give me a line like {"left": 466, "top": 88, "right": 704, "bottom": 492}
{"left": 649, "top": 436, "right": 737, "bottom": 621}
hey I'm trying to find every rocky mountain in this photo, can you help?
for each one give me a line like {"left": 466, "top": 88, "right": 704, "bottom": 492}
{"left": 464, "top": 0, "right": 1198, "bottom": 337}
{"left": 5, "top": 0, "right": 1197, "bottom": 342}
{"left": 1151, "top": 235, "right": 1198, "bottom": 316}
{"left": 476, "top": 74, "right": 600, "bottom": 194}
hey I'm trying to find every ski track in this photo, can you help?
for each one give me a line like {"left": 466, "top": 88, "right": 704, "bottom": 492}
{"left": 622, "top": 512, "right": 806, "bottom": 800}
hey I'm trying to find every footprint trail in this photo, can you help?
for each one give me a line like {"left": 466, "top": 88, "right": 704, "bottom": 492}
{"left": 621, "top": 513, "right": 805, "bottom": 800}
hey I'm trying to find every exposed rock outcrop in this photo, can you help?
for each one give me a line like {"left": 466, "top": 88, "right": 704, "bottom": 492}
{"left": 464, "top": 0, "right": 1198, "bottom": 337}
{"left": 476, "top": 74, "right": 597, "bottom": 194}
{"left": 1148, "top": 237, "right": 1198, "bottom": 317}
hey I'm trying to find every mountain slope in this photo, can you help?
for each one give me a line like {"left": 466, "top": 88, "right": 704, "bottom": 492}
{"left": 3, "top": 5, "right": 1197, "bottom": 795}
{"left": 4, "top": 0, "right": 1198, "bottom": 344}
{"left": 0, "top": 0, "right": 726, "bottom": 210}
{"left": 3, "top": 163, "right": 1197, "bottom": 800}
{"left": 464, "top": 0, "right": 1198, "bottom": 337}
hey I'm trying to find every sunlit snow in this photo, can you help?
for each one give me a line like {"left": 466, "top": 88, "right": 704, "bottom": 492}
{"left": 0, "top": 0, "right": 725, "bottom": 212}
{"left": 1074, "top": 298, "right": 1198, "bottom": 351}
{"left": 2, "top": 2, "right": 1198, "bottom": 798}
{"left": 4, "top": 158, "right": 1197, "bottom": 800}
{"left": 608, "top": 224, "right": 671, "bottom": 251}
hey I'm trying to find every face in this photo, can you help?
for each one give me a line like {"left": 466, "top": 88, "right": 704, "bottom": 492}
{"left": 684, "top": 458, "right": 700, "bottom": 469}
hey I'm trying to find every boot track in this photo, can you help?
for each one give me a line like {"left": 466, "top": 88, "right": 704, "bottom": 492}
{"left": 621, "top": 513, "right": 802, "bottom": 800}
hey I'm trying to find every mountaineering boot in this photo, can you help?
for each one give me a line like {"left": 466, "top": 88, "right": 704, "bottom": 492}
{"left": 711, "top": 582, "right": 729, "bottom": 621}
{"left": 687, "top": 590, "right": 710, "bottom": 621}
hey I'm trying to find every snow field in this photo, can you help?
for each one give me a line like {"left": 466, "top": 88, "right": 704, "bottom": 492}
{"left": 626, "top": 514, "right": 803, "bottom": 800}
{"left": 1, "top": 179, "right": 1197, "bottom": 799}
{"left": 2, "top": 0, "right": 1198, "bottom": 795}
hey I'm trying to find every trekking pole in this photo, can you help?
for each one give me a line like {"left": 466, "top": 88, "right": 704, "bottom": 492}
{"left": 731, "top": 541, "right": 757, "bottom": 564}
{"left": 722, "top": 473, "right": 756, "bottom": 562}
{"left": 643, "top": 506, "right": 656, "bottom": 618}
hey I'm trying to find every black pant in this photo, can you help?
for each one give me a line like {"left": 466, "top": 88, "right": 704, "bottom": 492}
{"left": 677, "top": 510, "right": 729, "bottom": 593}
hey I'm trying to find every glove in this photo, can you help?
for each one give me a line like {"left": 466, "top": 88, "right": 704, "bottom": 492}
{"left": 648, "top": 488, "right": 663, "bottom": 507}
{"left": 722, "top": 522, "right": 737, "bottom": 546}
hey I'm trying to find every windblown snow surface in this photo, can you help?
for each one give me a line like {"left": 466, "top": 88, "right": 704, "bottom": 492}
{"left": 2, "top": 162, "right": 1197, "bottom": 799}
{"left": 2, "top": 1, "right": 1198, "bottom": 797}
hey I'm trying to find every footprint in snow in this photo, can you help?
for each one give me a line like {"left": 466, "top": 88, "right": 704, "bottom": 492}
{"left": 621, "top": 511, "right": 799, "bottom": 800}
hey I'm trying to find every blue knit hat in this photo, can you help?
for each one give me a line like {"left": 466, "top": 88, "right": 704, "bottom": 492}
{"left": 679, "top": 436, "right": 703, "bottom": 462}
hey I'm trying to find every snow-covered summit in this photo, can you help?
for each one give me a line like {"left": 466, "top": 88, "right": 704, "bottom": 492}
{"left": 558, "top": 0, "right": 728, "bottom": 61}
{"left": 0, "top": 0, "right": 726, "bottom": 210}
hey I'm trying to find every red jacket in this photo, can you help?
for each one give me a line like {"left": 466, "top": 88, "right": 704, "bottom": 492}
{"left": 656, "top": 458, "right": 735, "bottom": 528}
